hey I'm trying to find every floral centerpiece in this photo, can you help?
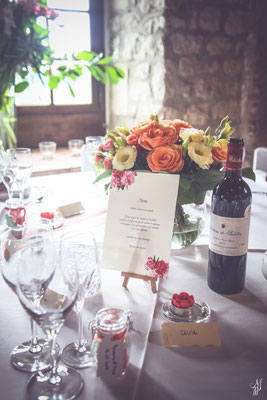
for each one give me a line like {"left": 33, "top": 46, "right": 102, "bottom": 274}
{"left": 0, "top": 0, "right": 124, "bottom": 147}
{"left": 93, "top": 115, "right": 255, "bottom": 248}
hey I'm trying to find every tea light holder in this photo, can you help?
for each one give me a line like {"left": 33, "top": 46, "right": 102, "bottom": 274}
{"left": 68, "top": 139, "right": 84, "bottom": 157}
{"left": 161, "top": 292, "right": 210, "bottom": 323}
{"left": 39, "top": 141, "right": 57, "bottom": 160}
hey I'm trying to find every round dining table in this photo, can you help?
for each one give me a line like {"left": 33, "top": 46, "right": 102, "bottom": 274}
{"left": 0, "top": 171, "right": 266, "bottom": 400}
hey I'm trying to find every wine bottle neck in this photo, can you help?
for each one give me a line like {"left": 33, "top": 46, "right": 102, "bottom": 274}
{"left": 225, "top": 170, "right": 242, "bottom": 178}
{"left": 226, "top": 139, "right": 243, "bottom": 174}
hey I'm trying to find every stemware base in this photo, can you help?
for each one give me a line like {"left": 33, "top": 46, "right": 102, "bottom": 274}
{"left": 11, "top": 339, "right": 60, "bottom": 372}
{"left": 11, "top": 338, "right": 51, "bottom": 372}
{"left": 61, "top": 341, "right": 93, "bottom": 369}
{"left": 27, "top": 365, "right": 84, "bottom": 400}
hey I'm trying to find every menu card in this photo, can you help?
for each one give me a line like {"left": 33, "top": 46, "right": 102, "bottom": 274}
{"left": 101, "top": 171, "right": 179, "bottom": 279}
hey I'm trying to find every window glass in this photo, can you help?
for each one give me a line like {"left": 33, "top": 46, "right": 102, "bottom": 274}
{"left": 16, "top": 3, "right": 92, "bottom": 107}
{"left": 49, "top": 11, "right": 91, "bottom": 58}
{"left": 47, "top": 0, "right": 90, "bottom": 11}
{"left": 52, "top": 61, "right": 92, "bottom": 105}
{"left": 15, "top": 70, "right": 51, "bottom": 106}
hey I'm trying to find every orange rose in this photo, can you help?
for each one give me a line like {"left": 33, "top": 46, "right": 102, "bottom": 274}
{"left": 212, "top": 144, "right": 227, "bottom": 163}
{"left": 127, "top": 131, "right": 140, "bottom": 146}
{"left": 139, "top": 124, "right": 178, "bottom": 151}
{"left": 162, "top": 119, "right": 192, "bottom": 135}
{"left": 147, "top": 144, "right": 184, "bottom": 173}
{"left": 127, "top": 120, "right": 157, "bottom": 147}
{"left": 131, "top": 120, "right": 156, "bottom": 134}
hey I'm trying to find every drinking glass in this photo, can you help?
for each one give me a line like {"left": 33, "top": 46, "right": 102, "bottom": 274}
{"left": 1, "top": 222, "right": 56, "bottom": 371}
{"left": 16, "top": 244, "right": 83, "bottom": 400}
{"left": 60, "top": 231, "right": 98, "bottom": 368}
{"left": 6, "top": 147, "right": 32, "bottom": 202}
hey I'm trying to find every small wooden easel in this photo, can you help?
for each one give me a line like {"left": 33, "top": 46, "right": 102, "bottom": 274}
{"left": 121, "top": 272, "right": 158, "bottom": 293}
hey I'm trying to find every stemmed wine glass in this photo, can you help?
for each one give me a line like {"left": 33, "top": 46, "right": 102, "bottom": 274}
{"left": 1, "top": 222, "right": 56, "bottom": 371}
{"left": 16, "top": 240, "right": 83, "bottom": 399}
{"left": 60, "top": 231, "right": 98, "bottom": 368}
{"left": 6, "top": 147, "right": 32, "bottom": 203}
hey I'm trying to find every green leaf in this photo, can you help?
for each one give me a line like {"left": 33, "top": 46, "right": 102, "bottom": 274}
{"left": 98, "top": 56, "right": 114, "bottom": 65}
{"left": 57, "top": 65, "right": 67, "bottom": 72}
{"left": 93, "top": 169, "right": 112, "bottom": 184}
{"left": 67, "top": 82, "right": 75, "bottom": 97}
{"left": 14, "top": 81, "right": 29, "bottom": 93}
{"left": 104, "top": 65, "right": 119, "bottom": 84}
{"left": 114, "top": 66, "right": 125, "bottom": 78}
{"left": 76, "top": 51, "right": 99, "bottom": 61}
{"left": 242, "top": 167, "right": 256, "bottom": 181}
{"left": 177, "top": 168, "right": 225, "bottom": 205}
{"left": 48, "top": 75, "right": 60, "bottom": 89}
{"left": 104, "top": 182, "right": 110, "bottom": 195}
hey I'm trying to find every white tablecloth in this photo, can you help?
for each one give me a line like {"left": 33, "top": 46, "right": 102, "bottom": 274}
{"left": 0, "top": 172, "right": 266, "bottom": 400}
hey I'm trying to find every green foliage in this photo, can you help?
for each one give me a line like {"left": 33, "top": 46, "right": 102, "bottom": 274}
{"left": 0, "top": 0, "right": 124, "bottom": 147}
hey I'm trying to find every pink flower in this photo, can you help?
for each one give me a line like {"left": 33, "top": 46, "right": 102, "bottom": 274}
{"left": 104, "top": 157, "right": 112, "bottom": 170}
{"left": 103, "top": 139, "right": 114, "bottom": 151}
{"left": 98, "top": 144, "right": 105, "bottom": 151}
{"left": 120, "top": 171, "right": 137, "bottom": 187}
{"left": 110, "top": 170, "right": 137, "bottom": 189}
{"left": 94, "top": 153, "right": 103, "bottom": 165}
{"left": 144, "top": 256, "right": 169, "bottom": 279}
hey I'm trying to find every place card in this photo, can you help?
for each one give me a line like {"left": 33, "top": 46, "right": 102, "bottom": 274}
{"left": 57, "top": 201, "right": 85, "bottom": 218}
{"left": 162, "top": 322, "right": 221, "bottom": 347}
{"left": 101, "top": 171, "right": 180, "bottom": 279}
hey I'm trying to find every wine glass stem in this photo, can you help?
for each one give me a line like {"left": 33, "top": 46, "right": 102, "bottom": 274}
{"left": 77, "top": 305, "right": 86, "bottom": 351}
{"left": 49, "top": 332, "right": 61, "bottom": 384}
{"left": 29, "top": 318, "right": 42, "bottom": 354}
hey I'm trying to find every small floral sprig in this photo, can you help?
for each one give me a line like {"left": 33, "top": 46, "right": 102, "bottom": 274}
{"left": 172, "top": 292, "right": 195, "bottom": 309}
{"left": 144, "top": 256, "right": 169, "bottom": 279}
{"left": 5, "top": 206, "right": 26, "bottom": 228}
{"left": 110, "top": 170, "right": 137, "bottom": 190}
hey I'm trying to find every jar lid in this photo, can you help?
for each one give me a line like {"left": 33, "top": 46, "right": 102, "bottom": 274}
{"left": 96, "top": 308, "right": 127, "bottom": 332}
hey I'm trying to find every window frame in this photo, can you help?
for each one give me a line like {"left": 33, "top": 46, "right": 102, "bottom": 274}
{"left": 17, "top": 0, "right": 105, "bottom": 147}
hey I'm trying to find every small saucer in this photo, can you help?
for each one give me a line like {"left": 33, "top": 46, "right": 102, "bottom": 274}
{"left": 53, "top": 213, "right": 64, "bottom": 229}
{"left": 161, "top": 299, "right": 210, "bottom": 323}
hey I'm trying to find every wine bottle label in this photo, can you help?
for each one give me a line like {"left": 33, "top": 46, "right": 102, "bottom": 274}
{"left": 209, "top": 207, "right": 251, "bottom": 256}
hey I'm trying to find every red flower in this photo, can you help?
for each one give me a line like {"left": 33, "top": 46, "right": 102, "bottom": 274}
{"left": 9, "top": 207, "right": 26, "bottom": 226}
{"left": 40, "top": 212, "right": 54, "bottom": 220}
{"left": 172, "top": 292, "right": 194, "bottom": 309}
{"left": 144, "top": 257, "right": 169, "bottom": 279}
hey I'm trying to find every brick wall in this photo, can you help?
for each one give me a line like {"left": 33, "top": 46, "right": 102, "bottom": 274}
{"left": 107, "top": 0, "right": 267, "bottom": 166}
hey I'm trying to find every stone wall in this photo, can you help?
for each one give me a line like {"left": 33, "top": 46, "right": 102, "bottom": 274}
{"left": 107, "top": 0, "right": 267, "bottom": 166}
{"left": 107, "top": 0, "right": 166, "bottom": 128}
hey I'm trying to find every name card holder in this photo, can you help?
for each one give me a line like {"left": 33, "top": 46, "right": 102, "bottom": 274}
{"left": 121, "top": 272, "right": 158, "bottom": 293}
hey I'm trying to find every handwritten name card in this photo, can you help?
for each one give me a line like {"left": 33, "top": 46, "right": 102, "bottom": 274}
{"left": 162, "top": 322, "right": 221, "bottom": 347}
{"left": 101, "top": 171, "right": 179, "bottom": 279}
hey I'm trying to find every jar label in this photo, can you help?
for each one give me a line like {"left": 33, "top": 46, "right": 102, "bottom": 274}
{"left": 97, "top": 335, "right": 125, "bottom": 378}
{"left": 209, "top": 207, "right": 251, "bottom": 256}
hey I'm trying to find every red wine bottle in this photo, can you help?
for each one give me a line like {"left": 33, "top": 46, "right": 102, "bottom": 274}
{"left": 208, "top": 138, "right": 252, "bottom": 294}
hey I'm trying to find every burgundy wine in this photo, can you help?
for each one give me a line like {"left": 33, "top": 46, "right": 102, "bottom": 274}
{"left": 208, "top": 138, "right": 252, "bottom": 294}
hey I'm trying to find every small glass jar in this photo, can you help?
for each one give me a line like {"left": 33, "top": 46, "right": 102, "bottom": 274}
{"left": 90, "top": 308, "right": 132, "bottom": 379}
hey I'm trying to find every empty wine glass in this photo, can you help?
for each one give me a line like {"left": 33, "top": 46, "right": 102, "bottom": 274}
{"left": 6, "top": 147, "right": 32, "bottom": 202}
{"left": 1, "top": 222, "right": 56, "bottom": 372}
{"left": 17, "top": 242, "right": 83, "bottom": 400}
{"left": 60, "top": 231, "right": 98, "bottom": 368}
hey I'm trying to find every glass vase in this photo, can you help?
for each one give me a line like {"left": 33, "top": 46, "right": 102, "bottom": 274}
{"left": 171, "top": 203, "right": 206, "bottom": 250}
